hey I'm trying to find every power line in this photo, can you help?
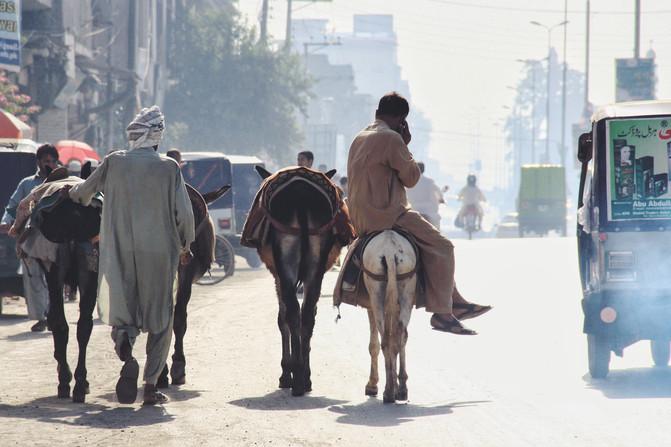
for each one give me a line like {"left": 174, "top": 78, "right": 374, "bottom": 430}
{"left": 424, "top": 0, "right": 671, "bottom": 15}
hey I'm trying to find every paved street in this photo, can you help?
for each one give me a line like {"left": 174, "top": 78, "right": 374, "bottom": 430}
{"left": 1, "top": 237, "right": 670, "bottom": 446}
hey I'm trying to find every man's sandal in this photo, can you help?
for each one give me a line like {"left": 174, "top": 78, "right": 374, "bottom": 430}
{"left": 453, "top": 302, "right": 492, "bottom": 321}
{"left": 430, "top": 314, "right": 477, "bottom": 335}
{"left": 143, "top": 385, "right": 169, "bottom": 406}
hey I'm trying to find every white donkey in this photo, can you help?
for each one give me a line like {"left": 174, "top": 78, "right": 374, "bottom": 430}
{"left": 361, "top": 230, "right": 417, "bottom": 403}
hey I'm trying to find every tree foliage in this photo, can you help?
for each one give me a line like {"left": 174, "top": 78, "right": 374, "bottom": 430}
{"left": 164, "top": 6, "right": 311, "bottom": 164}
{"left": 0, "top": 70, "right": 40, "bottom": 122}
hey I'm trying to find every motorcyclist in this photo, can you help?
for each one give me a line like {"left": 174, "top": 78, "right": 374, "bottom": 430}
{"left": 456, "top": 174, "right": 486, "bottom": 230}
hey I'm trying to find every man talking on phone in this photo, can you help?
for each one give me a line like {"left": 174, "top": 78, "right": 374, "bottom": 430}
{"left": 335, "top": 92, "right": 490, "bottom": 335}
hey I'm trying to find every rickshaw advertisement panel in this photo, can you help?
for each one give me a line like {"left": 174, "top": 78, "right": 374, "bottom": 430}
{"left": 607, "top": 116, "right": 671, "bottom": 220}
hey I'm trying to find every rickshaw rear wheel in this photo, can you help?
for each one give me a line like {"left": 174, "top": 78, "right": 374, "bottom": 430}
{"left": 587, "top": 334, "right": 610, "bottom": 379}
{"left": 651, "top": 339, "right": 671, "bottom": 367}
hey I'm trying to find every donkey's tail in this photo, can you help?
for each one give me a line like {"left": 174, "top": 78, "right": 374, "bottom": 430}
{"left": 383, "top": 250, "right": 399, "bottom": 350}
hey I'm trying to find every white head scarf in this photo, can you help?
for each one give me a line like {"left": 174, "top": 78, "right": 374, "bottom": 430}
{"left": 125, "top": 105, "right": 165, "bottom": 150}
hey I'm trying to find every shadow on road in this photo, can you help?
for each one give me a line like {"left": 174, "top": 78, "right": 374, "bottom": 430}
{"left": 328, "top": 399, "right": 488, "bottom": 427}
{"left": 3, "top": 330, "right": 51, "bottom": 342}
{"left": 229, "top": 389, "right": 347, "bottom": 411}
{"left": 0, "top": 396, "right": 174, "bottom": 428}
{"left": 584, "top": 367, "right": 671, "bottom": 398}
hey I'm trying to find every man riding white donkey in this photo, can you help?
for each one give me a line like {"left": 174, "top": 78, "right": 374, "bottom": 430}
{"left": 335, "top": 92, "right": 491, "bottom": 402}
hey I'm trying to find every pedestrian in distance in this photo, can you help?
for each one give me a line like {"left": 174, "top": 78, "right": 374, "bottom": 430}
{"left": 0, "top": 144, "right": 59, "bottom": 332}
{"left": 297, "top": 150, "right": 314, "bottom": 168}
{"left": 406, "top": 161, "right": 444, "bottom": 229}
{"left": 66, "top": 105, "right": 195, "bottom": 405}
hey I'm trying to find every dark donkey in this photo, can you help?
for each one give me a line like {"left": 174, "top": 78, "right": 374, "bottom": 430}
{"left": 157, "top": 183, "right": 230, "bottom": 388}
{"left": 11, "top": 164, "right": 102, "bottom": 403}
{"left": 18, "top": 163, "right": 228, "bottom": 402}
{"left": 242, "top": 166, "right": 354, "bottom": 396}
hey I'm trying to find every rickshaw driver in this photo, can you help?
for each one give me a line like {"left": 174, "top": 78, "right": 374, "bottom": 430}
{"left": 341, "top": 92, "right": 491, "bottom": 335}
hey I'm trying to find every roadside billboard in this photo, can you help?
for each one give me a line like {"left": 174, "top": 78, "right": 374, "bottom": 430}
{"left": 0, "top": 0, "right": 20, "bottom": 72}
{"left": 607, "top": 117, "right": 671, "bottom": 220}
{"left": 615, "top": 58, "right": 655, "bottom": 103}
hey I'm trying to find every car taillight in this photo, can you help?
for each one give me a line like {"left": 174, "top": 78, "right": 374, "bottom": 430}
{"left": 218, "top": 218, "right": 231, "bottom": 230}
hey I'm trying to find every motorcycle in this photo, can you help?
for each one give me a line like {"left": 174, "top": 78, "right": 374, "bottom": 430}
{"left": 455, "top": 205, "right": 480, "bottom": 240}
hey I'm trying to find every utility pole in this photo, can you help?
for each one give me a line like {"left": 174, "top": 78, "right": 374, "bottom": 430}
{"left": 532, "top": 67, "right": 536, "bottom": 164}
{"left": 634, "top": 0, "right": 641, "bottom": 59}
{"left": 285, "top": 0, "right": 293, "bottom": 50}
{"left": 560, "top": 0, "right": 568, "bottom": 168}
{"left": 545, "top": 34, "right": 551, "bottom": 164}
{"left": 584, "top": 0, "right": 590, "bottom": 118}
{"left": 260, "top": 0, "right": 269, "bottom": 44}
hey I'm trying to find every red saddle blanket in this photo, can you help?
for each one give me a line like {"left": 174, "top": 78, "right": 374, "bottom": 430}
{"left": 241, "top": 166, "right": 355, "bottom": 252}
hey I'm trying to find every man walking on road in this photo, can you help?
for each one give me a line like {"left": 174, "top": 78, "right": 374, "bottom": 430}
{"left": 67, "top": 106, "right": 195, "bottom": 405}
{"left": 338, "top": 92, "right": 491, "bottom": 335}
{"left": 406, "top": 161, "right": 445, "bottom": 229}
{"left": 0, "top": 144, "right": 59, "bottom": 332}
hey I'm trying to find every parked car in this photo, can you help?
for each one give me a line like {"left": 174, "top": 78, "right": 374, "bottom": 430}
{"left": 495, "top": 212, "right": 519, "bottom": 238}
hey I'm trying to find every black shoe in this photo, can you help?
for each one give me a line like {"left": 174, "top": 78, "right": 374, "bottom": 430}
{"left": 116, "top": 358, "right": 139, "bottom": 404}
{"left": 430, "top": 314, "right": 477, "bottom": 335}
{"left": 30, "top": 320, "right": 48, "bottom": 332}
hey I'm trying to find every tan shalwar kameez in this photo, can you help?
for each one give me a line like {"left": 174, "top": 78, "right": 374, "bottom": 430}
{"left": 69, "top": 147, "right": 195, "bottom": 384}
{"left": 336, "top": 119, "right": 455, "bottom": 314}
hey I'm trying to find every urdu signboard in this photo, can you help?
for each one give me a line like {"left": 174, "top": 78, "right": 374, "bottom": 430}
{"left": 0, "top": 0, "right": 20, "bottom": 73}
{"left": 615, "top": 58, "right": 655, "bottom": 103}
{"left": 607, "top": 116, "right": 671, "bottom": 221}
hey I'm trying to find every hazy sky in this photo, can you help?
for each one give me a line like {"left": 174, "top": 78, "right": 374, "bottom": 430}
{"left": 237, "top": 0, "right": 671, "bottom": 189}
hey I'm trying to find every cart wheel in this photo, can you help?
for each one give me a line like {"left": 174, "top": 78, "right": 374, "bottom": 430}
{"left": 651, "top": 339, "right": 670, "bottom": 367}
{"left": 245, "top": 252, "right": 263, "bottom": 269}
{"left": 587, "top": 334, "right": 610, "bottom": 379}
{"left": 196, "top": 235, "right": 236, "bottom": 285}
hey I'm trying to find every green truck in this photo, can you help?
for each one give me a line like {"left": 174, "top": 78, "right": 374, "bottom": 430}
{"left": 517, "top": 164, "right": 567, "bottom": 237}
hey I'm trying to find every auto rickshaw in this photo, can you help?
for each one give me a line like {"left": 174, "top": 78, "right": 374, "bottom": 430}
{"left": 577, "top": 100, "right": 671, "bottom": 378}
{"left": 228, "top": 155, "right": 264, "bottom": 268}
{"left": 0, "top": 149, "right": 38, "bottom": 312}
{"left": 181, "top": 152, "right": 236, "bottom": 283}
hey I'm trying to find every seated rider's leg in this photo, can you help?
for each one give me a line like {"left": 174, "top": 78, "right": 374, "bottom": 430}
{"left": 341, "top": 238, "right": 363, "bottom": 290}
{"left": 395, "top": 211, "right": 455, "bottom": 315}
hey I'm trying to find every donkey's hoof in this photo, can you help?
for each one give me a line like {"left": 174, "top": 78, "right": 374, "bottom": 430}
{"left": 278, "top": 376, "right": 292, "bottom": 389}
{"left": 57, "top": 384, "right": 70, "bottom": 399}
{"left": 383, "top": 391, "right": 395, "bottom": 404}
{"left": 291, "top": 387, "right": 305, "bottom": 397}
{"left": 170, "top": 361, "right": 186, "bottom": 385}
{"left": 365, "top": 385, "right": 378, "bottom": 396}
{"left": 72, "top": 382, "right": 89, "bottom": 403}
{"left": 157, "top": 375, "right": 170, "bottom": 389}
{"left": 395, "top": 388, "right": 408, "bottom": 401}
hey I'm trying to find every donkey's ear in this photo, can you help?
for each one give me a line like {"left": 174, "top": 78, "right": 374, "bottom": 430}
{"left": 256, "top": 165, "right": 272, "bottom": 180}
{"left": 325, "top": 169, "right": 337, "bottom": 179}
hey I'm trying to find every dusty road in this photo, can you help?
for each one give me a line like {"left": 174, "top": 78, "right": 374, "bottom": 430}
{"left": 1, "top": 238, "right": 671, "bottom": 446}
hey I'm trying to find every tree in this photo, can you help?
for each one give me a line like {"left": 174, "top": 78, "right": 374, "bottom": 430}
{"left": 163, "top": 6, "right": 311, "bottom": 165}
{"left": 0, "top": 70, "right": 40, "bottom": 122}
{"left": 504, "top": 49, "right": 585, "bottom": 196}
